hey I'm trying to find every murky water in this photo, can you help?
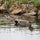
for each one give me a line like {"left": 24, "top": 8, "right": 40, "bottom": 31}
{"left": 0, "top": 16, "right": 40, "bottom": 40}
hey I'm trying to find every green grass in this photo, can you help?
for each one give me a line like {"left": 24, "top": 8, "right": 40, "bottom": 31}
{"left": 18, "top": 0, "right": 28, "bottom": 4}
{"left": 0, "top": 0, "right": 28, "bottom": 9}
{"left": 4, "top": 0, "right": 14, "bottom": 9}
{"left": 31, "top": 0, "right": 40, "bottom": 8}
{"left": 0, "top": 0, "right": 40, "bottom": 9}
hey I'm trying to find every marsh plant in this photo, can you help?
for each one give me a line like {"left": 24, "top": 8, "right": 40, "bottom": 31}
{"left": 4, "top": 0, "right": 14, "bottom": 9}
{"left": 0, "top": 0, "right": 5, "bottom": 6}
{"left": 0, "top": 0, "right": 29, "bottom": 9}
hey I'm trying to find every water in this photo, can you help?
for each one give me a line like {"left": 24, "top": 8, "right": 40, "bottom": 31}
{"left": 0, "top": 27, "right": 40, "bottom": 40}
{"left": 0, "top": 17, "right": 40, "bottom": 40}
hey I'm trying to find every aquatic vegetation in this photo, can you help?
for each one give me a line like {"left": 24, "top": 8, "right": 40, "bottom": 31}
{"left": 17, "top": 0, "right": 28, "bottom": 4}
{"left": 31, "top": 0, "right": 40, "bottom": 7}
{"left": 4, "top": 0, "right": 14, "bottom": 9}
{"left": 36, "top": 19, "right": 40, "bottom": 25}
{"left": 36, "top": 19, "right": 40, "bottom": 29}
{"left": 0, "top": 21, "right": 9, "bottom": 25}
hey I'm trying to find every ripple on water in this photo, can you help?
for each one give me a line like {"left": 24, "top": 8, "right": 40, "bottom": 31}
{"left": 0, "top": 26, "right": 40, "bottom": 40}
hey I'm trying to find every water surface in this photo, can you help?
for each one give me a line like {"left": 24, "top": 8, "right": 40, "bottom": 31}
{"left": 0, "top": 17, "right": 40, "bottom": 40}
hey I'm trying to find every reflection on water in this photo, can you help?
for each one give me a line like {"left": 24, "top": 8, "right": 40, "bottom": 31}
{"left": 0, "top": 27, "right": 40, "bottom": 40}
{"left": 36, "top": 19, "right": 40, "bottom": 29}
